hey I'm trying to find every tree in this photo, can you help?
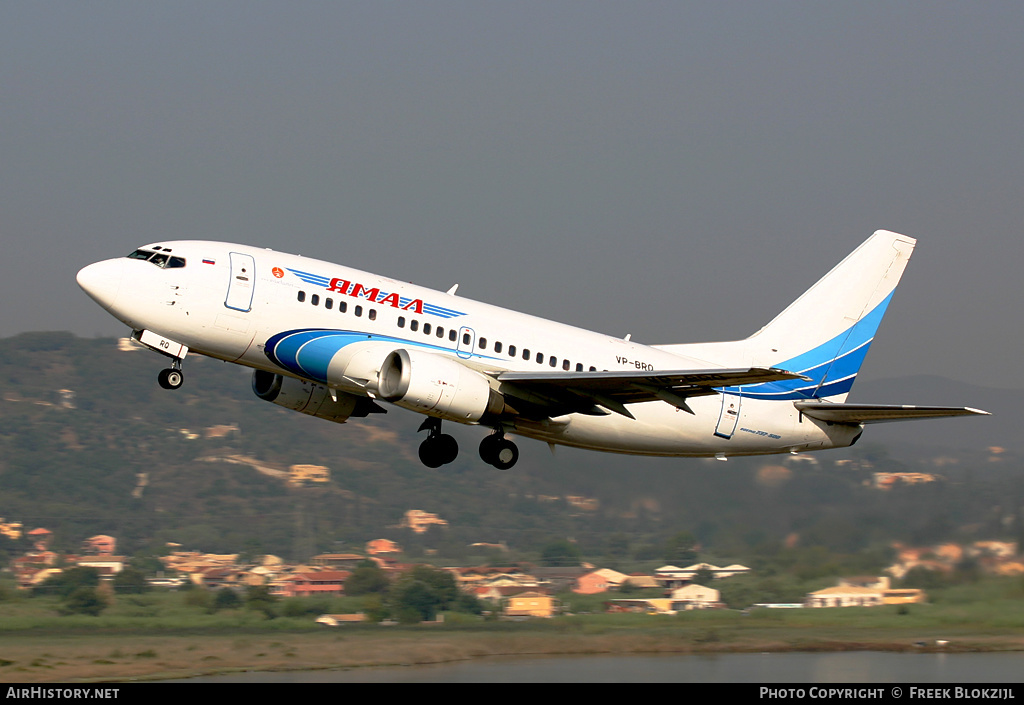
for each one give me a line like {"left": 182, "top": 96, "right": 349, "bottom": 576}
{"left": 664, "top": 531, "right": 698, "bottom": 564}
{"left": 245, "top": 585, "right": 278, "bottom": 618}
{"left": 113, "top": 568, "right": 149, "bottom": 594}
{"left": 212, "top": 588, "right": 242, "bottom": 611}
{"left": 34, "top": 567, "right": 100, "bottom": 598}
{"left": 540, "top": 540, "right": 581, "bottom": 567}
{"left": 60, "top": 587, "right": 108, "bottom": 616}
{"left": 693, "top": 566, "right": 715, "bottom": 585}
{"left": 387, "top": 564, "right": 462, "bottom": 622}
{"left": 345, "top": 560, "right": 389, "bottom": 596}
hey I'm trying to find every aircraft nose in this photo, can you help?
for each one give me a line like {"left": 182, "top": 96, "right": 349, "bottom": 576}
{"left": 76, "top": 259, "right": 124, "bottom": 310}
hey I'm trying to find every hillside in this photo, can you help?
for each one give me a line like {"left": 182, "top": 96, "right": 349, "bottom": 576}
{"left": 0, "top": 332, "right": 1016, "bottom": 564}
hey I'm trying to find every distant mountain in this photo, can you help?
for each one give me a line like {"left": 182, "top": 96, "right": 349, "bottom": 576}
{"left": 0, "top": 333, "right": 1017, "bottom": 564}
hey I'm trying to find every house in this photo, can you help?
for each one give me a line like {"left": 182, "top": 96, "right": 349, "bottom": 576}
{"left": 27, "top": 528, "right": 52, "bottom": 551}
{"left": 606, "top": 598, "right": 677, "bottom": 614}
{"left": 366, "top": 539, "right": 402, "bottom": 555}
{"left": 882, "top": 588, "right": 927, "bottom": 605}
{"left": 288, "top": 464, "right": 330, "bottom": 486}
{"left": 531, "top": 566, "right": 589, "bottom": 593}
{"left": 81, "top": 535, "right": 117, "bottom": 556}
{"left": 653, "top": 562, "right": 749, "bottom": 588}
{"left": 311, "top": 553, "right": 368, "bottom": 570}
{"left": 316, "top": 613, "right": 367, "bottom": 626}
{"left": 504, "top": 591, "right": 559, "bottom": 618}
{"left": 574, "top": 568, "right": 629, "bottom": 594}
{"left": 75, "top": 555, "right": 126, "bottom": 576}
{"left": 397, "top": 510, "right": 448, "bottom": 534}
{"left": 805, "top": 586, "right": 884, "bottom": 608}
{"left": 623, "top": 573, "right": 660, "bottom": 590}
{"left": 669, "top": 583, "right": 722, "bottom": 609}
{"left": 840, "top": 576, "right": 891, "bottom": 590}
{"left": 0, "top": 519, "right": 23, "bottom": 540}
{"left": 273, "top": 570, "right": 351, "bottom": 598}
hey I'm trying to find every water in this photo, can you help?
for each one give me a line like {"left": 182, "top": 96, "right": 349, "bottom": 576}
{"left": 177, "top": 651, "right": 1024, "bottom": 683}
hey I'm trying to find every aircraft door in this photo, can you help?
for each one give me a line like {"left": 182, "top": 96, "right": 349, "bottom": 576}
{"left": 225, "top": 252, "right": 256, "bottom": 312}
{"left": 714, "top": 389, "right": 742, "bottom": 439}
{"left": 456, "top": 326, "right": 475, "bottom": 359}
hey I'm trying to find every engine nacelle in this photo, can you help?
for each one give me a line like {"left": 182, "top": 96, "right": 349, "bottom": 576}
{"left": 252, "top": 370, "right": 381, "bottom": 424}
{"left": 377, "top": 348, "right": 505, "bottom": 422}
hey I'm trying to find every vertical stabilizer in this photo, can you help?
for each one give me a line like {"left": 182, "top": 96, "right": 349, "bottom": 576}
{"left": 657, "top": 230, "right": 916, "bottom": 403}
{"left": 745, "top": 230, "right": 915, "bottom": 401}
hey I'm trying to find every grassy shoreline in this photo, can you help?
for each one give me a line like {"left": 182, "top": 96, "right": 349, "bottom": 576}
{"left": 4, "top": 580, "right": 1024, "bottom": 682}
{"left": 2, "top": 610, "right": 1023, "bottom": 683}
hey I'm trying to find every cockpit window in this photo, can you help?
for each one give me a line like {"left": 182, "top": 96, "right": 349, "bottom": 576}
{"left": 126, "top": 249, "right": 186, "bottom": 268}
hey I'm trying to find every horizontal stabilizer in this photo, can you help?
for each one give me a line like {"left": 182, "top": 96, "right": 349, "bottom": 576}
{"left": 794, "top": 402, "right": 991, "bottom": 425}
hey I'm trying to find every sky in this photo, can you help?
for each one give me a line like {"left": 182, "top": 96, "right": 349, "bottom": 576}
{"left": 3, "top": 2, "right": 1022, "bottom": 390}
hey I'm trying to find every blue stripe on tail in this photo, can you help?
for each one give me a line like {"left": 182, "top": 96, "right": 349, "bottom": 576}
{"left": 728, "top": 290, "right": 895, "bottom": 401}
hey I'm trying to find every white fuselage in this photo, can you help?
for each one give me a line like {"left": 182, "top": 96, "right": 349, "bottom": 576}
{"left": 77, "top": 240, "right": 862, "bottom": 458}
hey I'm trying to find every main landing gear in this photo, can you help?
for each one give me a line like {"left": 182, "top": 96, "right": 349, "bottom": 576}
{"left": 417, "top": 418, "right": 459, "bottom": 468}
{"left": 479, "top": 430, "right": 519, "bottom": 470}
{"left": 157, "top": 359, "right": 184, "bottom": 390}
{"left": 417, "top": 419, "right": 521, "bottom": 470}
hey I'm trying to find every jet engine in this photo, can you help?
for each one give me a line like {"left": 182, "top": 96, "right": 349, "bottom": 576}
{"left": 377, "top": 348, "right": 506, "bottom": 422}
{"left": 252, "top": 370, "right": 383, "bottom": 423}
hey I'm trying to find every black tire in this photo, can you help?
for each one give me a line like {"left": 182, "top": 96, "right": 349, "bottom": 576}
{"left": 491, "top": 438, "right": 519, "bottom": 470}
{"left": 435, "top": 434, "right": 459, "bottom": 465}
{"left": 479, "top": 434, "right": 502, "bottom": 465}
{"left": 158, "top": 368, "right": 183, "bottom": 390}
{"left": 419, "top": 434, "right": 458, "bottom": 468}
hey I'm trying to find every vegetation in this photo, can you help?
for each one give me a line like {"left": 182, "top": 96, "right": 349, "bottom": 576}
{"left": 0, "top": 334, "right": 1021, "bottom": 630}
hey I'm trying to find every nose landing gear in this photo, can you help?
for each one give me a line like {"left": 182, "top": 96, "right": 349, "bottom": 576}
{"left": 157, "top": 359, "right": 184, "bottom": 390}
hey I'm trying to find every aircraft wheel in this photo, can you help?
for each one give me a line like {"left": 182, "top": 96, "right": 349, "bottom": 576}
{"left": 158, "top": 368, "right": 184, "bottom": 390}
{"left": 419, "top": 434, "right": 458, "bottom": 468}
{"left": 490, "top": 438, "right": 519, "bottom": 470}
{"left": 479, "top": 434, "right": 502, "bottom": 465}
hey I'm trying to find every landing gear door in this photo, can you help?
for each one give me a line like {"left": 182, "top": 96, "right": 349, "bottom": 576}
{"left": 714, "top": 388, "right": 742, "bottom": 439}
{"left": 225, "top": 252, "right": 256, "bottom": 312}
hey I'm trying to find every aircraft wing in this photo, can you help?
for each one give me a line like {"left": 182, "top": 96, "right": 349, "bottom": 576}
{"left": 496, "top": 367, "right": 804, "bottom": 419}
{"left": 794, "top": 402, "right": 991, "bottom": 424}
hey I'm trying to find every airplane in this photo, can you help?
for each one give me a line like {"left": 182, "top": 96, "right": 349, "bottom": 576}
{"left": 76, "top": 229, "right": 988, "bottom": 470}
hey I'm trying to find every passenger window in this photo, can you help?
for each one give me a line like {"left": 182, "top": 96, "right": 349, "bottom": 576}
{"left": 589, "top": 366, "right": 597, "bottom": 372}
{"left": 398, "top": 317, "right": 406, "bottom": 328}
{"left": 508, "top": 345, "right": 516, "bottom": 357}
{"left": 494, "top": 342, "right": 503, "bottom": 353}
{"left": 339, "top": 301, "right": 347, "bottom": 313}
{"left": 311, "top": 294, "right": 320, "bottom": 306}
{"left": 479, "top": 337, "right": 488, "bottom": 349}
{"left": 563, "top": 359, "right": 570, "bottom": 370}
{"left": 462, "top": 333, "right": 471, "bottom": 345}
{"left": 449, "top": 330, "right": 457, "bottom": 342}
{"left": 325, "top": 298, "right": 333, "bottom": 310}
{"left": 423, "top": 323, "right": 432, "bottom": 335}
{"left": 549, "top": 356, "right": 557, "bottom": 367}
{"left": 369, "top": 309, "right": 377, "bottom": 321}
{"left": 297, "top": 291, "right": 306, "bottom": 303}
{"left": 436, "top": 326, "right": 444, "bottom": 338}
{"left": 576, "top": 363, "right": 583, "bottom": 371}
{"left": 410, "top": 320, "right": 419, "bottom": 332}
{"left": 355, "top": 305, "right": 363, "bottom": 317}
{"left": 536, "top": 352, "right": 543, "bottom": 364}
{"left": 523, "top": 349, "right": 530, "bottom": 360}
